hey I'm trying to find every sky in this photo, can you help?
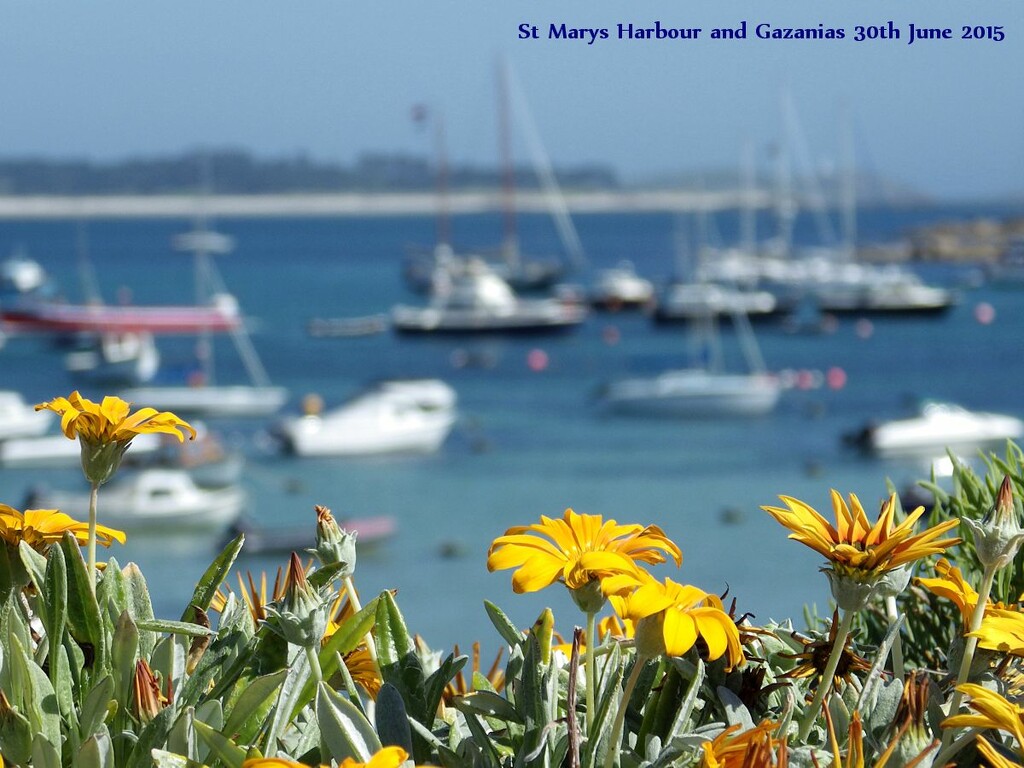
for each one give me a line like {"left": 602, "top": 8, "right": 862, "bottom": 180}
{"left": 1, "top": 0, "right": 1022, "bottom": 201}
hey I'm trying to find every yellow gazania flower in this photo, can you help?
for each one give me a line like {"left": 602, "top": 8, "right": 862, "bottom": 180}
{"left": 618, "top": 576, "right": 744, "bottom": 669}
{"left": 36, "top": 391, "right": 195, "bottom": 485}
{"left": 487, "top": 508, "right": 682, "bottom": 595}
{"left": 0, "top": 504, "right": 125, "bottom": 552}
{"left": 915, "top": 557, "right": 980, "bottom": 622}
{"left": 972, "top": 607, "right": 1024, "bottom": 656}
{"left": 338, "top": 746, "right": 411, "bottom": 768}
{"left": 242, "top": 760, "right": 311, "bottom": 768}
{"left": 36, "top": 391, "right": 196, "bottom": 444}
{"left": 942, "top": 683, "right": 1024, "bottom": 746}
{"left": 701, "top": 720, "right": 785, "bottom": 768}
{"left": 976, "top": 736, "right": 1020, "bottom": 768}
{"left": 762, "top": 490, "right": 960, "bottom": 581}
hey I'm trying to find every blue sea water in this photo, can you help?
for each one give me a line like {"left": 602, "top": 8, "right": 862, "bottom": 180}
{"left": 0, "top": 202, "right": 1020, "bottom": 654}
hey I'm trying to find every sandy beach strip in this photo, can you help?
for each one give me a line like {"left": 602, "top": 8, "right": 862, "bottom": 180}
{"left": 0, "top": 189, "right": 770, "bottom": 219}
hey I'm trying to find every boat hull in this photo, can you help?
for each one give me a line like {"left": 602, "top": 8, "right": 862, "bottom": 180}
{"left": 601, "top": 371, "right": 782, "bottom": 417}
{"left": 119, "top": 385, "right": 288, "bottom": 418}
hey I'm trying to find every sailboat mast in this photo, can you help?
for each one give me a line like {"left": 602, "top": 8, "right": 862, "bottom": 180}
{"left": 497, "top": 59, "right": 519, "bottom": 265}
{"left": 740, "top": 139, "right": 757, "bottom": 257}
{"left": 434, "top": 111, "right": 452, "bottom": 248}
{"left": 839, "top": 104, "right": 858, "bottom": 260}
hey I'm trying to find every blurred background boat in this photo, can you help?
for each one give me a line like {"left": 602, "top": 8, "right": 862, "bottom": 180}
{"left": 37, "top": 467, "right": 245, "bottom": 532}
{"left": 845, "top": 400, "right": 1024, "bottom": 458}
{"left": 275, "top": 379, "right": 457, "bottom": 457}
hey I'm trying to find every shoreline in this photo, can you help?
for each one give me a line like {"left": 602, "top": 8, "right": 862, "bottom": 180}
{"left": 0, "top": 189, "right": 784, "bottom": 219}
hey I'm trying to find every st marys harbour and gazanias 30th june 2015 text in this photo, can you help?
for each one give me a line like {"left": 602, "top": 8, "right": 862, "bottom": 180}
{"left": 517, "top": 20, "right": 1007, "bottom": 45}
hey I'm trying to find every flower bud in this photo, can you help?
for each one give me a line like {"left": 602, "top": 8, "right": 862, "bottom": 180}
{"left": 824, "top": 568, "right": 878, "bottom": 611}
{"left": 963, "top": 475, "right": 1024, "bottom": 570}
{"left": 874, "top": 564, "right": 913, "bottom": 599}
{"left": 311, "top": 505, "right": 357, "bottom": 577}
{"left": 569, "top": 577, "right": 607, "bottom": 614}
{"left": 634, "top": 614, "right": 667, "bottom": 658}
{"left": 888, "top": 672, "right": 939, "bottom": 768}
{"left": 263, "top": 552, "right": 329, "bottom": 647}
{"left": 132, "top": 659, "right": 169, "bottom": 724}
{"left": 79, "top": 436, "right": 131, "bottom": 486}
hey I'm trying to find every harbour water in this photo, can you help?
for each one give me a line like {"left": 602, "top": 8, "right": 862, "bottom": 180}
{"left": 0, "top": 202, "right": 1020, "bottom": 654}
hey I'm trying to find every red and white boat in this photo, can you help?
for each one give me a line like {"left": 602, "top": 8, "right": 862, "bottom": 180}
{"left": 2, "top": 293, "right": 241, "bottom": 334}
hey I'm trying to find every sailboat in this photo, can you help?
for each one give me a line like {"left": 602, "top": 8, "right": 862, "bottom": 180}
{"left": 120, "top": 218, "right": 287, "bottom": 417}
{"left": 601, "top": 221, "right": 781, "bottom": 417}
{"left": 403, "top": 60, "right": 586, "bottom": 294}
{"left": 62, "top": 225, "right": 162, "bottom": 386}
{"left": 600, "top": 307, "right": 781, "bottom": 417}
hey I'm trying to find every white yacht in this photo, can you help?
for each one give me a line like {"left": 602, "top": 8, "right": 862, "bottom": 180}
{"left": 815, "top": 266, "right": 956, "bottom": 316}
{"left": 587, "top": 261, "right": 654, "bottom": 310}
{"left": 600, "top": 305, "right": 782, "bottom": 417}
{"left": 39, "top": 469, "right": 245, "bottom": 532}
{"left": 276, "top": 380, "right": 457, "bottom": 457}
{"left": 391, "top": 258, "right": 586, "bottom": 335}
{"left": 64, "top": 331, "right": 161, "bottom": 385}
{"left": 652, "top": 281, "right": 786, "bottom": 324}
{"left": 848, "top": 401, "right": 1024, "bottom": 457}
{"left": 600, "top": 369, "right": 781, "bottom": 417}
{"left": 0, "top": 391, "right": 53, "bottom": 442}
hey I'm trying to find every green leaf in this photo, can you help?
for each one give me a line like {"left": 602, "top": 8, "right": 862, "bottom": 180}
{"left": 453, "top": 689, "right": 521, "bottom": 723}
{"left": 375, "top": 590, "right": 412, "bottom": 665}
{"left": 78, "top": 727, "right": 114, "bottom": 768}
{"left": 32, "top": 733, "right": 62, "bottom": 768}
{"left": 125, "top": 706, "right": 176, "bottom": 768}
{"left": 484, "top": 601, "right": 524, "bottom": 648}
{"left": 43, "top": 544, "right": 68, "bottom": 680}
{"left": 307, "top": 561, "right": 347, "bottom": 591}
{"left": 316, "top": 681, "right": 382, "bottom": 763}
{"left": 27, "top": 653, "right": 62, "bottom": 752}
{"left": 152, "top": 749, "right": 205, "bottom": 768}
{"left": 137, "top": 619, "right": 217, "bottom": 637}
{"left": 193, "top": 719, "right": 246, "bottom": 768}
{"left": 59, "top": 533, "right": 106, "bottom": 673}
{"left": 79, "top": 675, "right": 114, "bottom": 740}
{"left": 180, "top": 533, "right": 244, "bottom": 623}
{"left": 18, "top": 541, "right": 47, "bottom": 594}
{"left": 375, "top": 682, "right": 414, "bottom": 753}
{"left": 0, "top": 699, "right": 34, "bottom": 765}
{"left": 423, "top": 653, "right": 467, "bottom": 724}
{"left": 264, "top": 645, "right": 311, "bottom": 753}
{"left": 97, "top": 556, "right": 131, "bottom": 625}
{"left": 122, "top": 563, "right": 158, "bottom": 659}
{"left": 222, "top": 669, "right": 287, "bottom": 745}
{"left": 111, "top": 611, "right": 140, "bottom": 708}
{"left": 53, "top": 644, "right": 77, "bottom": 726}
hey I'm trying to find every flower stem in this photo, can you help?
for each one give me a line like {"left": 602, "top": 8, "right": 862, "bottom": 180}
{"left": 933, "top": 727, "right": 982, "bottom": 767}
{"left": 884, "top": 595, "right": 905, "bottom": 680}
{"left": 797, "top": 608, "right": 855, "bottom": 742}
{"left": 586, "top": 610, "right": 598, "bottom": 738}
{"left": 344, "top": 575, "right": 378, "bottom": 664}
{"left": 305, "top": 643, "right": 323, "bottom": 683}
{"left": 604, "top": 653, "right": 646, "bottom": 768}
{"left": 941, "top": 564, "right": 997, "bottom": 750}
{"left": 87, "top": 482, "right": 99, "bottom": 593}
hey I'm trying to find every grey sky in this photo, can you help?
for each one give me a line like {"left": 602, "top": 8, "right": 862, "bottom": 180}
{"left": 1, "top": 0, "right": 1021, "bottom": 200}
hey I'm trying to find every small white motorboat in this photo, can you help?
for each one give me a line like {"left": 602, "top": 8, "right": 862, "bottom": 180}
{"left": 276, "top": 380, "right": 457, "bottom": 457}
{"left": 38, "top": 468, "right": 245, "bottom": 532}
{"left": 0, "top": 391, "right": 53, "bottom": 442}
{"left": 847, "top": 401, "right": 1024, "bottom": 457}
{"left": 0, "top": 431, "right": 160, "bottom": 468}
{"left": 587, "top": 261, "right": 654, "bottom": 310}
{"left": 391, "top": 258, "right": 586, "bottom": 335}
